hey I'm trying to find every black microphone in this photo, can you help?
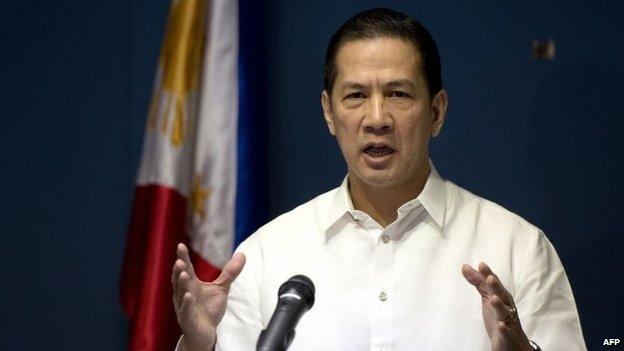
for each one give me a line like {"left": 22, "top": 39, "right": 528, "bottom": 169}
{"left": 256, "top": 275, "right": 315, "bottom": 351}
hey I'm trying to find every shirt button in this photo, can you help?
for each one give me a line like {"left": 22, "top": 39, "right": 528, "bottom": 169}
{"left": 381, "top": 234, "right": 389, "bottom": 243}
{"left": 379, "top": 291, "right": 388, "bottom": 301}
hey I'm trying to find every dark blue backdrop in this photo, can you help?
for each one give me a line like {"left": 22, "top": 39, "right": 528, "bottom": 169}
{"left": 1, "top": 0, "right": 622, "bottom": 350}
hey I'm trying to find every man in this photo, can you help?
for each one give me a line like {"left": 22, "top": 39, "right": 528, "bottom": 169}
{"left": 172, "top": 8, "right": 586, "bottom": 351}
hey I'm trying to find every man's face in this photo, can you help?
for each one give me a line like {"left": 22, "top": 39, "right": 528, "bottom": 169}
{"left": 322, "top": 37, "right": 447, "bottom": 190}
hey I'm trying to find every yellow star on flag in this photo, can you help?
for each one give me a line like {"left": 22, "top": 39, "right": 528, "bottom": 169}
{"left": 191, "top": 174, "right": 210, "bottom": 219}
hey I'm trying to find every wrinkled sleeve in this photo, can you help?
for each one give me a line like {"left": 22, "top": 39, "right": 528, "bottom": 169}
{"left": 514, "top": 230, "right": 587, "bottom": 351}
{"left": 215, "top": 235, "right": 264, "bottom": 351}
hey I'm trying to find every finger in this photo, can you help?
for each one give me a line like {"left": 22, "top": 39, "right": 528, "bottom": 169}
{"left": 478, "top": 261, "right": 495, "bottom": 277}
{"left": 479, "top": 262, "right": 515, "bottom": 303}
{"left": 214, "top": 252, "right": 246, "bottom": 288}
{"left": 172, "top": 257, "right": 187, "bottom": 285}
{"left": 176, "top": 271, "right": 195, "bottom": 309}
{"left": 173, "top": 270, "right": 187, "bottom": 309}
{"left": 486, "top": 274, "right": 514, "bottom": 306}
{"left": 490, "top": 294, "right": 512, "bottom": 323}
{"left": 178, "top": 291, "right": 196, "bottom": 327}
{"left": 461, "top": 264, "right": 484, "bottom": 286}
{"left": 172, "top": 258, "right": 187, "bottom": 301}
{"left": 177, "top": 243, "right": 197, "bottom": 277}
{"left": 462, "top": 264, "right": 490, "bottom": 294}
{"left": 479, "top": 262, "right": 500, "bottom": 295}
{"left": 462, "top": 264, "right": 493, "bottom": 299}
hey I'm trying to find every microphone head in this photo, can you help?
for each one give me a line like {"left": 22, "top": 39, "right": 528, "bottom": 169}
{"left": 278, "top": 275, "right": 315, "bottom": 309}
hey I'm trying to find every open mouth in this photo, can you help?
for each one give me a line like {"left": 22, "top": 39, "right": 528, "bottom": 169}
{"left": 363, "top": 144, "right": 395, "bottom": 157}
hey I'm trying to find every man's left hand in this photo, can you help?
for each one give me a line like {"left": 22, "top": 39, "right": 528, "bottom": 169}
{"left": 462, "top": 262, "right": 533, "bottom": 351}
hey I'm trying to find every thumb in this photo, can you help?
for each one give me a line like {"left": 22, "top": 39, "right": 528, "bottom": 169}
{"left": 462, "top": 264, "right": 485, "bottom": 287}
{"left": 214, "top": 252, "right": 246, "bottom": 288}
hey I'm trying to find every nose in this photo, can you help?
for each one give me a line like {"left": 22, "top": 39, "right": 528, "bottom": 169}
{"left": 363, "top": 95, "right": 393, "bottom": 134}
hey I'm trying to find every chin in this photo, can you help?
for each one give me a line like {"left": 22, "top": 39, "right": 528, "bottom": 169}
{"left": 355, "top": 169, "right": 401, "bottom": 188}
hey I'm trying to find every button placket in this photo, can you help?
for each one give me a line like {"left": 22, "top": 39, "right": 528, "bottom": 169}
{"left": 370, "top": 226, "right": 394, "bottom": 349}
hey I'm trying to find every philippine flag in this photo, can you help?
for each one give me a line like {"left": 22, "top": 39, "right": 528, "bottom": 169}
{"left": 119, "top": 0, "right": 266, "bottom": 349}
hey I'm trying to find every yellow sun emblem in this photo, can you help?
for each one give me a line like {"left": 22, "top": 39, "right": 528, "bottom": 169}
{"left": 147, "top": 0, "right": 206, "bottom": 147}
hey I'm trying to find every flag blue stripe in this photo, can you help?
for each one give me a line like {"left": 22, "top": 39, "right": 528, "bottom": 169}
{"left": 235, "top": 0, "right": 268, "bottom": 247}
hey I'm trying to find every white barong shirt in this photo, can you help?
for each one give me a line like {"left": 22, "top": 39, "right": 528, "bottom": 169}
{"left": 195, "top": 166, "right": 585, "bottom": 350}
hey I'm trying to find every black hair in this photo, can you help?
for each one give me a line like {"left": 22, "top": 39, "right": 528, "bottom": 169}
{"left": 323, "top": 8, "right": 443, "bottom": 97}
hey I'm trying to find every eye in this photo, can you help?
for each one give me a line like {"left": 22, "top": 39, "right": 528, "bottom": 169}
{"left": 345, "top": 92, "right": 365, "bottom": 99}
{"left": 389, "top": 91, "right": 410, "bottom": 98}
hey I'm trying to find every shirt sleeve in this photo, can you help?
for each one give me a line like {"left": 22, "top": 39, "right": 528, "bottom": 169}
{"left": 514, "top": 230, "right": 587, "bottom": 351}
{"left": 215, "top": 235, "right": 264, "bottom": 350}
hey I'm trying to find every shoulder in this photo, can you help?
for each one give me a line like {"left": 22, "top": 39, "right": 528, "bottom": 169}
{"left": 237, "top": 186, "right": 339, "bottom": 251}
{"left": 443, "top": 180, "right": 543, "bottom": 241}
{"left": 442, "top": 180, "right": 560, "bottom": 292}
{"left": 233, "top": 187, "right": 340, "bottom": 294}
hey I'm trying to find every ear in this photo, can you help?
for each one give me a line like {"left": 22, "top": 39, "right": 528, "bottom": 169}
{"left": 321, "top": 90, "right": 336, "bottom": 135}
{"left": 430, "top": 89, "right": 448, "bottom": 138}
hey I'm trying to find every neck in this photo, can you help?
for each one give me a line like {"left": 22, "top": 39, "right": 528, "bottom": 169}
{"left": 349, "top": 165, "right": 430, "bottom": 228}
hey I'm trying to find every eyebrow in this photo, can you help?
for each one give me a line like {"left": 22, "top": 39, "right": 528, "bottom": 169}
{"left": 338, "top": 79, "right": 416, "bottom": 91}
{"left": 338, "top": 81, "right": 366, "bottom": 91}
{"left": 385, "top": 80, "right": 416, "bottom": 89}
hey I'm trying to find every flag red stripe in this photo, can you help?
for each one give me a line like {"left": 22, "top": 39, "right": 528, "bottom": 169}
{"left": 120, "top": 184, "right": 221, "bottom": 351}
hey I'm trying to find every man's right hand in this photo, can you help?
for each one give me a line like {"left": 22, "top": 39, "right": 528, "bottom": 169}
{"left": 172, "top": 243, "right": 246, "bottom": 351}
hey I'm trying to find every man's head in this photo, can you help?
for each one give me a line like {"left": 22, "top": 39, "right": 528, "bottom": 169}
{"left": 321, "top": 8, "right": 447, "bottom": 192}
{"left": 323, "top": 8, "right": 443, "bottom": 98}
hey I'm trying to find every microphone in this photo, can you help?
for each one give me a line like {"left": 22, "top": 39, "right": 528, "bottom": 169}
{"left": 256, "top": 275, "right": 316, "bottom": 351}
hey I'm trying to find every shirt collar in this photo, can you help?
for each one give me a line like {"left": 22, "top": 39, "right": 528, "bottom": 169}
{"left": 416, "top": 163, "right": 447, "bottom": 229}
{"left": 321, "top": 161, "right": 447, "bottom": 239}
{"left": 322, "top": 175, "right": 355, "bottom": 234}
